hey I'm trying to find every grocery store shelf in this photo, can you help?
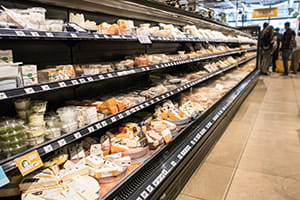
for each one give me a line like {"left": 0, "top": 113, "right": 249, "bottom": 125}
{"left": 106, "top": 67, "right": 259, "bottom": 200}
{"left": 0, "top": 55, "right": 256, "bottom": 173}
{"left": 0, "top": 28, "right": 256, "bottom": 44}
{"left": 0, "top": 48, "right": 256, "bottom": 101}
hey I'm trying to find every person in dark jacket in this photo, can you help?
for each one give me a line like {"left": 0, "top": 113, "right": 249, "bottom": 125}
{"left": 280, "top": 22, "right": 296, "bottom": 75}
{"left": 260, "top": 25, "right": 274, "bottom": 75}
{"left": 272, "top": 28, "right": 282, "bottom": 72}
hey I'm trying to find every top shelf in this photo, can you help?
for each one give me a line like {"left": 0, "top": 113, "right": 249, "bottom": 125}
{"left": 0, "top": 28, "right": 256, "bottom": 44}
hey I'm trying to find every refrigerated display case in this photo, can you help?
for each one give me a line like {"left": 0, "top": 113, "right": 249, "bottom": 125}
{"left": 0, "top": 1, "right": 260, "bottom": 199}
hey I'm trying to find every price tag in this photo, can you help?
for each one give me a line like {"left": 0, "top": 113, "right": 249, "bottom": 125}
{"left": 41, "top": 85, "right": 50, "bottom": 91}
{"left": 112, "top": 35, "right": 120, "bottom": 39}
{"left": 24, "top": 87, "right": 35, "bottom": 94}
{"left": 137, "top": 34, "right": 152, "bottom": 44}
{"left": 58, "top": 139, "right": 67, "bottom": 147}
{"left": 95, "top": 123, "right": 102, "bottom": 129}
{"left": 70, "top": 33, "right": 77, "bottom": 38}
{"left": 111, "top": 117, "right": 116, "bottom": 122}
{"left": 15, "top": 150, "right": 43, "bottom": 176}
{"left": 136, "top": 197, "right": 143, "bottom": 200}
{"left": 0, "top": 92, "right": 8, "bottom": 100}
{"left": 74, "top": 132, "right": 82, "bottom": 139}
{"left": 88, "top": 126, "right": 95, "bottom": 133}
{"left": 141, "top": 191, "right": 149, "bottom": 199}
{"left": 170, "top": 161, "right": 177, "bottom": 167}
{"left": 99, "top": 75, "right": 104, "bottom": 80}
{"left": 46, "top": 32, "right": 54, "bottom": 37}
{"left": 118, "top": 114, "right": 124, "bottom": 119}
{"left": 71, "top": 80, "right": 79, "bottom": 85}
{"left": 58, "top": 82, "right": 66, "bottom": 87}
{"left": 107, "top": 73, "right": 113, "bottom": 78}
{"left": 0, "top": 166, "right": 9, "bottom": 187}
{"left": 87, "top": 77, "right": 94, "bottom": 82}
{"left": 140, "top": 105, "right": 144, "bottom": 109}
{"left": 43, "top": 145, "right": 53, "bottom": 153}
{"left": 30, "top": 32, "right": 39, "bottom": 37}
{"left": 155, "top": 65, "right": 159, "bottom": 69}
{"left": 146, "top": 185, "right": 154, "bottom": 193}
{"left": 101, "top": 121, "right": 107, "bottom": 127}
{"left": 79, "top": 78, "right": 86, "bottom": 83}
{"left": 94, "top": 34, "right": 100, "bottom": 39}
{"left": 125, "top": 111, "right": 130, "bottom": 115}
{"left": 15, "top": 31, "right": 25, "bottom": 36}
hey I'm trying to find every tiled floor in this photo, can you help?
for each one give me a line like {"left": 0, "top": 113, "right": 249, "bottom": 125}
{"left": 177, "top": 73, "right": 300, "bottom": 200}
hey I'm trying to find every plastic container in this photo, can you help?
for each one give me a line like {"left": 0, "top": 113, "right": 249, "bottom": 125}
{"left": 31, "top": 100, "right": 47, "bottom": 113}
{"left": 0, "top": 129, "right": 26, "bottom": 141}
{"left": 27, "top": 135, "right": 45, "bottom": 146}
{"left": 1, "top": 137, "right": 27, "bottom": 148}
{"left": 46, "top": 19, "right": 64, "bottom": 31}
{"left": 3, "top": 144, "right": 28, "bottom": 156}
{"left": 27, "top": 7, "right": 46, "bottom": 25}
{"left": 28, "top": 113, "right": 45, "bottom": 127}
{"left": 14, "top": 98, "right": 31, "bottom": 110}
{"left": 26, "top": 126, "right": 45, "bottom": 138}
{"left": 0, "top": 120, "right": 24, "bottom": 134}
{"left": 45, "top": 116, "right": 61, "bottom": 128}
{"left": 57, "top": 107, "right": 77, "bottom": 123}
{"left": 45, "top": 128, "right": 61, "bottom": 140}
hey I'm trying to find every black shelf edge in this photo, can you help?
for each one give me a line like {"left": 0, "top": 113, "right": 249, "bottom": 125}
{"left": 0, "top": 48, "right": 257, "bottom": 101}
{"left": 0, "top": 28, "right": 257, "bottom": 44}
{"left": 115, "top": 68, "right": 259, "bottom": 200}
{"left": 0, "top": 55, "right": 255, "bottom": 173}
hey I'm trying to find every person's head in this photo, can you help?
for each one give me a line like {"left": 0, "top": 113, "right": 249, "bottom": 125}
{"left": 275, "top": 28, "right": 280, "bottom": 33}
{"left": 284, "top": 22, "right": 290, "bottom": 30}
{"left": 263, "top": 22, "right": 269, "bottom": 29}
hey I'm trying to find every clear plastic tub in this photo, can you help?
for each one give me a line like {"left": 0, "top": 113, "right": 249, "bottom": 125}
{"left": 26, "top": 126, "right": 45, "bottom": 138}
{"left": 31, "top": 100, "right": 47, "bottom": 113}
{"left": 45, "top": 128, "right": 61, "bottom": 140}
{"left": 14, "top": 98, "right": 31, "bottom": 110}
{"left": 46, "top": 19, "right": 64, "bottom": 32}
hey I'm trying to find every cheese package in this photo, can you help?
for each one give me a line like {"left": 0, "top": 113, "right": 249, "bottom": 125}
{"left": 90, "top": 144, "right": 103, "bottom": 156}
{"left": 68, "top": 180, "right": 98, "bottom": 200}
{"left": 72, "top": 175, "right": 100, "bottom": 194}
{"left": 104, "top": 160, "right": 122, "bottom": 172}
{"left": 63, "top": 160, "right": 77, "bottom": 171}
{"left": 148, "top": 130, "right": 163, "bottom": 141}
{"left": 162, "top": 129, "right": 172, "bottom": 144}
{"left": 19, "top": 65, "right": 38, "bottom": 86}
{"left": 114, "top": 156, "right": 131, "bottom": 167}
{"left": 94, "top": 168, "right": 119, "bottom": 178}
{"left": 111, "top": 143, "right": 129, "bottom": 153}
{"left": 85, "top": 155, "right": 104, "bottom": 169}
{"left": 57, "top": 165, "right": 89, "bottom": 182}
{"left": 104, "top": 153, "right": 122, "bottom": 161}
{"left": 19, "top": 176, "right": 59, "bottom": 191}
{"left": 37, "top": 68, "right": 59, "bottom": 83}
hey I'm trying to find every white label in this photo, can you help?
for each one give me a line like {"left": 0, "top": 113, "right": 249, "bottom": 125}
{"left": 146, "top": 185, "right": 154, "bottom": 193}
{"left": 87, "top": 77, "right": 94, "bottom": 82}
{"left": 71, "top": 80, "right": 79, "bottom": 85}
{"left": 111, "top": 117, "right": 116, "bottom": 122}
{"left": 141, "top": 191, "right": 149, "bottom": 199}
{"left": 99, "top": 75, "right": 104, "bottom": 79}
{"left": 125, "top": 111, "right": 130, "bottom": 115}
{"left": 44, "top": 145, "right": 53, "bottom": 153}
{"left": 58, "top": 139, "right": 67, "bottom": 147}
{"left": 155, "top": 65, "right": 159, "bottom": 69}
{"left": 74, "top": 132, "right": 82, "bottom": 139}
{"left": 24, "top": 87, "right": 35, "bottom": 94}
{"left": 79, "top": 78, "right": 86, "bottom": 83}
{"left": 118, "top": 114, "right": 124, "bottom": 119}
{"left": 137, "top": 34, "right": 152, "bottom": 44}
{"left": 95, "top": 123, "right": 102, "bottom": 129}
{"left": 107, "top": 73, "right": 113, "bottom": 78}
{"left": 140, "top": 105, "right": 144, "bottom": 109}
{"left": 0, "top": 92, "right": 7, "bottom": 100}
{"left": 70, "top": 33, "right": 77, "bottom": 38}
{"left": 41, "top": 85, "right": 50, "bottom": 91}
{"left": 88, "top": 126, "right": 95, "bottom": 133}
{"left": 101, "top": 121, "right": 107, "bottom": 127}
{"left": 112, "top": 35, "right": 120, "bottom": 39}
{"left": 46, "top": 32, "right": 54, "bottom": 37}
{"left": 146, "top": 67, "right": 150, "bottom": 70}
{"left": 94, "top": 34, "right": 100, "bottom": 38}
{"left": 30, "top": 32, "right": 39, "bottom": 37}
{"left": 170, "top": 161, "right": 176, "bottom": 167}
{"left": 15, "top": 31, "right": 25, "bottom": 36}
{"left": 58, "top": 82, "right": 66, "bottom": 87}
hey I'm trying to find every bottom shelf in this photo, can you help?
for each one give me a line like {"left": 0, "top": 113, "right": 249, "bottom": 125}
{"left": 108, "top": 68, "right": 259, "bottom": 200}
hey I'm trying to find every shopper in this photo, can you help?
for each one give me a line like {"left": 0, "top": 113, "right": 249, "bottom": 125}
{"left": 291, "top": 35, "right": 300, "bottom": 74}
{"left": 271, "top": 28, "right": 282, "bottom": 72}
{"left": 280, "top": 22, "right": 296, "bottom": 75}
{"left": 260, "top": 25, "right": 274, "bottom": 75}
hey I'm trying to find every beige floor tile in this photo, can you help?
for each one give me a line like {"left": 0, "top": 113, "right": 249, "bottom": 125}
{"left": 238, "top": 140, "right": 300, "bottom": 178}
{"left": 226, "top": 169, "right": 294, "bottom": 200}
{"left": 220, "top": 120, "right": 253, "bottom": 144}
{"left": 206, "top": 141, "right": 244, "bottom": 168}
{"left": 259, "top": 102, "right": 299, "bottom": 114}
{"left": 182, "top": 163, "right": 233, "bottom": 200}
{"left": 176, "top": 194, "right": 205, "bottom": 200}
{"left": 248, "top": 129, "right": 300, "bottom": 153}
{"left": 256, "top": 111, "right": 300, "bottom": 122}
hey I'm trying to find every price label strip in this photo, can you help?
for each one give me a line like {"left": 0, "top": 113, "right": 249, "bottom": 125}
{"left": 15, "top": 150, "right": 43, "bottom": 176}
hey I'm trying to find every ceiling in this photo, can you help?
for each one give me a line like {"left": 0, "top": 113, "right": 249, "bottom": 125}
{"left": 198, "top": 0, "right": 300, "bottom": 9}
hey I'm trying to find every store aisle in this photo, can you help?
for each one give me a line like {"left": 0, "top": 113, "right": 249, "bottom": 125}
{"left": 177, "top": 73, "right": 300, "bottom": 200}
